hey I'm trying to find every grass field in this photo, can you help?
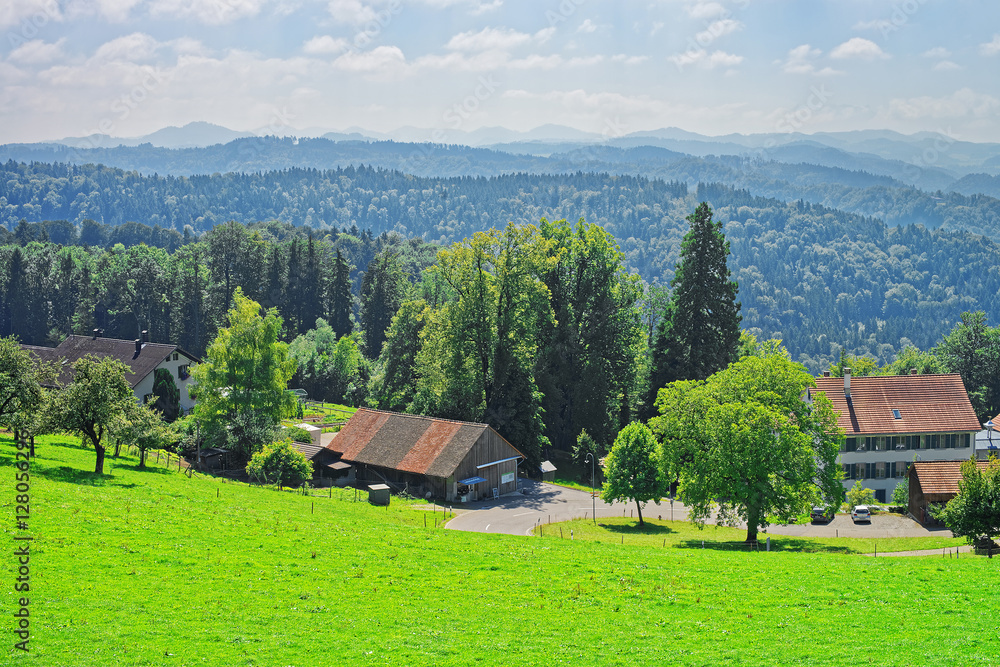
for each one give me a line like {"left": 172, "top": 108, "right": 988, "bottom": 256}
{"left": 3, "top": 435, "right": 999, "bottom": 666}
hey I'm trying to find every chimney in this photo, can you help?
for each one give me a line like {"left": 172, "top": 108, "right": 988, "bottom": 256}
{"left": 93, "top": 328, "right": 100, "bottom": 339}
{"left": 135, "top": 338, "right": 142, "bottom": 354}
{"left": 911, "top": 368, "right": 917, "bottom": 375}
{"left": 823, "top": 370, "right": 830, "bottom": 377}
{"left": 844, "top": 368, "right": 851, "bottom": 399}
{"left": 141, "top": 329, "right": 149, "bottom": 344}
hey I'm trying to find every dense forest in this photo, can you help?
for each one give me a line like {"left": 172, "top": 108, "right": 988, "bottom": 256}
{"left": 3, "top": 161, "right": 999, "bottom": 371}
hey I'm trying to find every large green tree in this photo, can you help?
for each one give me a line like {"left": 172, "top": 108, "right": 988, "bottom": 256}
{"left": 360, "top": 249, "right": 408, "bottom": 359}
{"left": 601, "top": 422, "right": 667, "bottom": 526}
{"left": 191, "top": 288, "right": 297, "bottom": 457}
{"left": 410, "top": 223, "right": 555, "bottom": 466}
{"left": 652, "top": 347, "right": 844, "bottom": 542}
{"left": 44, "top": 355, "right": 137, "bottom": 474}
{"left": 0, "top": 336, "right": 56, "bottom": 441}
{"left": 935, "top": 311, "right": 1000, "bottom": 421}
{"left": 937, "top": 458, "right": 1000, "bottom": 547}
{"left": 536, "top": 218, "right": 643, "bottom": 451}
{"left": 369, "top": 299, "right": 428, "bottom": 412}
{"left": 647, "top": 203, "right": 741, "bottom": 414}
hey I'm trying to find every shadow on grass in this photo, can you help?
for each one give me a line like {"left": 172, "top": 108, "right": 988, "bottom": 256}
{"left": 41, "top": 466, "right": 140, "bottom": 488}
{"left": 601, "top": 522, "right": 676, "bottom": 535}
{"left": 676, "top": 538, "right": 855, "bottom": 554}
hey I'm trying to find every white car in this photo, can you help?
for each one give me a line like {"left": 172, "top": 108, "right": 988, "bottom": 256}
{"left": 851, "top": 505, "right": 872, "bottom": 523}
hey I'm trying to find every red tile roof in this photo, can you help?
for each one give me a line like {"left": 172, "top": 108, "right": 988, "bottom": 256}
{"left": 813, "top": 373, "right": 980, "bottom": 436}
{"left": 328, "top": 408, "right": 520, "bottom": 478}
{"left": 910, "top": 460, "right": 990, "bottom": 496}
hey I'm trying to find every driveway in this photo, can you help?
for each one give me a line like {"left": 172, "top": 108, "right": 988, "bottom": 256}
{"left": 446, "top": 480, "right": 951, "bottom": 539}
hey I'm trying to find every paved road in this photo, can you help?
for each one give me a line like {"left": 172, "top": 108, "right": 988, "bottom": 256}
{"left": 446, "top": 480, "right": 953, "bottom": 539}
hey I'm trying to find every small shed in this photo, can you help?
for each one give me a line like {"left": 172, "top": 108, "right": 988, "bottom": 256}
{"left": 368, "top": 483, "right": 391, "bottom": 506}
{"left": 539, "top": 460, "right": 557, "bottom": 482}
{"left": 295, "top": 423, "right": 322, "bottom": 447}
{"left": 908, "top": 460, "right": 989, "bottom": 524}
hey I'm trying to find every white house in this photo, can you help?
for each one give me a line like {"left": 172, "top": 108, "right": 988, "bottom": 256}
{"left": 24, "top": 331, "right": 201, "bottom": 415}
{"left": 811, "top": 369, "right": 982, "bottom": 503}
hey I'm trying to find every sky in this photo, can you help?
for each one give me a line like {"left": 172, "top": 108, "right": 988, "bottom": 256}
{"left": 1, "top": 0, "right": 999, "bottom": 144}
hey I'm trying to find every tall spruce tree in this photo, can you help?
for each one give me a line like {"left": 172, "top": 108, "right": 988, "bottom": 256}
{"left": 328, "top": 248, "right": 354, "bottom": 338}
{"left": 360, "top": 249, "right": 408, "bottom": 359}
{"left": 647, "top": 203, "right": 740, "bottom": 411}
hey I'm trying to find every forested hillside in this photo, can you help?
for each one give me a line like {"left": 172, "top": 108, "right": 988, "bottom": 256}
{"left": 2, "top": 160, "right": 1000, "bottom": 371}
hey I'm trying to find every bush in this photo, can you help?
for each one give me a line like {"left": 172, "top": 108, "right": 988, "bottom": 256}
{"left": 891, "top": 479, "right": 909, "bottom": 508}
{"left": 282, "top": 425, "right": 314, "bottom": 444}
{"left": 246, "top": 439, "right": 313, "bottom": 487}
{"left": 846, "top": 481, "right": 876, "bottom": 510}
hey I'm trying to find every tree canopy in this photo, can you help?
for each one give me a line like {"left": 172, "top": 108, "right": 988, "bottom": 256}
{"left": 647, "top": 202, "right": 741, "bottom": 413}
{"left": 937, "top": 458, "right": 1000, "bottom": 547}
{"left": 0, "top": 336, "right": 55, "bottom": 438}
{"left": 652, "top": 347, "right": 844, "bottom": 542}
{"left": 192, "top": 287, "right": 297, "bottom": 457}
{"left": 601, "top": 422, "right": 667, "bottom": 526}
{"left": 43, "top": 355, "right": 137, "bottom": 474}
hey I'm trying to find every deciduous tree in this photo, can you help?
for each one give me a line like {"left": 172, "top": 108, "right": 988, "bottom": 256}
{"left": 652, "top": 347, "right": 843, "bottom": 542}
{"left": 937, "top": 457, "right": 1000, "bottom": 547}
{"left": 601, "top": 422, "right": 666, "bottom": 527}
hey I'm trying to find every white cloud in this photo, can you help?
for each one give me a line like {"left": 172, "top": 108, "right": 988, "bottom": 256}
{"left": 303, "top": 35, "right": 350, "bottom": 55}
{"left": 669, "top": 49, "right": 743, "bottom": 70}
{"left": 980, "top": 34, "right": 1000, "bottom": 56}
{"left": 332, "top": 45, "right": 406, "bottom": 73}
{"left": 777, "top": 44, "right": 842, "bottom": 76}
{"left": 8, "top": 38, "right": 66, "bottom": 65}
{"left": 830, "top": 37, "right": 889, "bottom": 60}
{"left": 577, "top": 19, "right": 596, "bottom": 34}
{"left": 932, "top": 60, "right": 961, "bottom": 72}
{"left": 93, "top": 33, "right": 162, "bottom": 63}
{"left": 149, "top": 0, "right": 269, "bottom": 24}
{"left": 470, "top": 0, "right": 502, "bottom": 14}
{"left": 650, "top": 21, "right": 664, "bottom": 36}
{"left": 888, "top": 88, "right": 1000, "bottom": 119}
{"left": 695, "top": 18, "right": 742, "bottom": 44}
{"left": 534, "top": 27, "right": 556, "bottom": 44}
{"left": 446, "top": 27, "right": 533, "bottom": 52}
{"left": 687, "top": 1, "right": 727, "bottom": 20}
{"left": 922, "top": 47, "right": 951, "bottom": 59}
{"left": 92, "top": 0, "right": 142, "bottom": 22}
{"left": 0, "top": 0, "right": 63, "bottom": 29}
{"left": 327, "top": 0, "right": 377, "bottom": 23}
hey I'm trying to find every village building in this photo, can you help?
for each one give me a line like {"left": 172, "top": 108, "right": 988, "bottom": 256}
{"left": 907, "top": 459, "right": 990, "bottom": 524}
{"left": 812, "top": 369, "right": 982, "bottom": 504}
{"left": 23, "top": 331, "right": 200, "bottom": 416}
{"left": 326, "top": 408, "right": 524, "bottom": 502}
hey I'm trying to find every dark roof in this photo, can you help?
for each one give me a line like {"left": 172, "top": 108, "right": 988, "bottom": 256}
{"left": 909, "top": 460, "right": 990, "bottom": 496}
{"left": 291, "top": 440, "right": 338, "bottom": 465}
{"left": 23, "top": 335, "right": 199, "bottom": 388}
{"left": 813, "top": 373, "right": 981, "bottom": 436}
{"left": 329, "top": 408, "right": 522, "bottom": 478}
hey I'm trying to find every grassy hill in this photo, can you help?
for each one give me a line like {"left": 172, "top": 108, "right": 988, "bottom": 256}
{"left": 3, "top": 435, "right": 998, "bottom": 666}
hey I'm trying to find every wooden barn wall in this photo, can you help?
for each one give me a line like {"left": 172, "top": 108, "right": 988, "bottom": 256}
{"left": 454, "top": 429, "right": 521, "bottom": 497}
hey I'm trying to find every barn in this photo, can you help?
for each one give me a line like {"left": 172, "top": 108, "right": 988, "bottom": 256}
{"left": 908, "top": 460, "right": 990, "bottom": 524}
{"left": 327, "top": 408, "right": 524, "bottom": 502}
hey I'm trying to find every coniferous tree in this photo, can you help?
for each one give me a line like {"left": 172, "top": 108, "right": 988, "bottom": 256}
{"left": 647, "top": 203, "right": 741, "bottom": 412}
{"left": 360, "top": 249, "right": 407, "bottom": 359}
{"left": 328, "top": 248, "right": 353, "bottom": 338}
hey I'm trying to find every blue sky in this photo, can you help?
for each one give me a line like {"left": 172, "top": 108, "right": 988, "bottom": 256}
{"left": 1, "top": 0, "right": 999, "bottom": 143}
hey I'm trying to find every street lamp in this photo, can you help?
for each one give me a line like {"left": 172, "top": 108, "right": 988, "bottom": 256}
{"left": 584, "top": 452, "right": 596, "bottom": 524}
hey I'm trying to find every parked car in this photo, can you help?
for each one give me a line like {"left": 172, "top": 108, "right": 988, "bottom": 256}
{"left": 851, "top": 505, "right": 872, "bottom": 523}
{"left": 810, "top": 506, "right": 833, "bottom": 523}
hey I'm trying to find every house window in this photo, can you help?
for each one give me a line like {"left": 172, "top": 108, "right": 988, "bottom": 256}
{"left": 855, "top": 463, "right": 865, "bottom": 480}
{"left": 843, "top": 464, "right": 853, "bottom": 480}
{"left": 178, "top": 364, "right": 190, "bottom": 380}
{"left": 172, "top": 352, "right": 179, "bottom": 361}
{"left": 892, "top": 409, "right": 901, "bottom": 419}
{"left": 906, "top": 435, "right": 919, "bottom": 450}
{"left": 963, "top": 433, "right": 971, "bottom": 448}
{"left": 844, "top": 437, "right": 857, "bottom": 452}
{"left": 874, "top": 437, "right": 886, "bottom": 452}
{"left": 875, "top": 462, "right": 887, "bottom": 479}
{"left": 929, "top": 434, "right": 940, "bottom": 449}
{"left": 920, "top": 435, "right": 929, "bottom": 449}
{"left": 895, "top": 462, "right": 908, "bottom": 478}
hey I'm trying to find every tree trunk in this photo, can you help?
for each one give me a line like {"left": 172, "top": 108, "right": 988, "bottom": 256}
{"left": 29, "top": 435, "right": 35, "bottom": 458}
{"left": 114, "top": 438, "right": 121, "bottom": 458}
{"left": 745, "top": 504, "right": 760, "bottom": 543}
{"left": 139, "top": 449, "right": 146, "bottom": 468}
{"left": 636, "top": 499, "right": 644, "bottom": 526}
{"left": 95, "top": 443, "right": 106, "bottom": 474}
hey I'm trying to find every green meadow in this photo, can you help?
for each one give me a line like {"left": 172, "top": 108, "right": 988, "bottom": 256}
{"left": 3, "top": 435, "right": 999, "bottom": 666}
